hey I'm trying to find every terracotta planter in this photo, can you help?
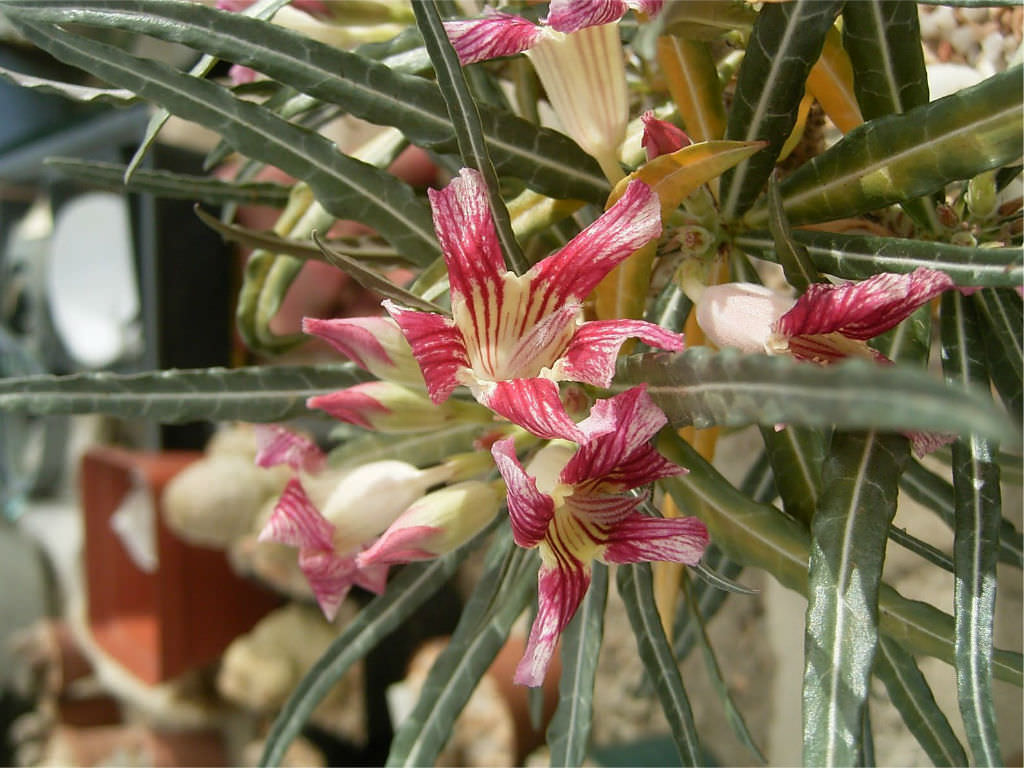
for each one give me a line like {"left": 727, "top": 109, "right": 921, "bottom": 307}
{"left": 81, "top": 446, "right": 280, "bottom": 685}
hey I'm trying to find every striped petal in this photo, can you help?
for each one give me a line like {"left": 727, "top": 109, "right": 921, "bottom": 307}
{"left": 258, "top": 477, "right": 334, "bottom": 551}
{"left": 482, "top": 378, "right": 585, "bottom": 442}
{"left": 777, "top": 268, "right": 955, "bottom": 341}
{"left": 556, "top": 318, "right": 684, "bottom": 387}
{"left": 545, "top": 0, "right": 632, "bottom": 31}
{"left": 442, "top": 12, "right": 543, "bottom": 65}
{"left": 428, "top": 168, "right": 506, "bottom": 306}
{"left": 303, "top": 316, "right": 424, "bottom": 388}
{"left": 528, "top": 180, "right": 662, "bottom": 308}
{"left": 253, "top": 425, "right": 325, "bottom": 473}
{"left": 492, "top": 437, "right": 556, "bottom": 549}
{"left": 308, "top": 383, "right": 390, "bottom": 430}
{"left": 600, "top": 514, "right": 709, "bottom": 565}
{"left": 546, "top": 0, "right": 663, "bottom": 31}
{"left": 563, "top": 387, "right": 686, "bottom": 495}
{"left": 504, "top": 303, "right": 581, "bottom": 379}
{"left": 383, "top": 300, "right": 469, "bottom": 404}
{"left": 296, "top": 547, "right": 360, "bottom": 621}
{"left": 515, "top": 560, "right": 590, "bottom": 687}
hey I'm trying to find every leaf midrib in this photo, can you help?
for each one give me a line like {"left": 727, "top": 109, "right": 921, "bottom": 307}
{"left": 784, "top": 99, "right": 1020, "bottom": 211}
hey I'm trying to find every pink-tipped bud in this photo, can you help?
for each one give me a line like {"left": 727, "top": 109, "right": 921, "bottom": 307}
{"left": 309, "top": 382, "right": 489, "bottom": 434}
{"left": 641, "top": 111, "right": 691, "bottom": 160}
{"left": 304, "top": 316, "right": 425, "bottom": 388}
{"left": 357, "top": 481, "right": 500, "bottom": 567}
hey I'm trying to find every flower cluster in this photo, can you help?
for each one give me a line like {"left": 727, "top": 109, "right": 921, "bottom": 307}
{"left": 251, "top": 0, "right": 962, "bottom": 688}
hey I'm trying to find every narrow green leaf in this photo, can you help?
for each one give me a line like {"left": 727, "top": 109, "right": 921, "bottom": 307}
{"left": 413, "top": 0, "right": 526, "bottom": 274}
{"left": 192, "top": 206, "right": 403, "bottom": 267}
{"left": 760, "top": 424, "right": 827, "bottom": 526}
{"left": 680, "top": 572, "right": 766, "bottom": 764}
{"left": 874, "top": 635, "right": 969, "bottom": 767}
{"left": 753, "top": 66, "right": 1024, "bottom": 226}
{"left": 386, "top": 530, "right": 537, "bottom": 768}
{"left": 841, "top": 0, "right": 941, "bottom": 231}
{"left": 0, "top": 63, "right": 135, "bottom": 103}
{"left": 313, "top": 234, "right": 446, "bottom": 314}
{"left": 901, "top": 459, "right": 1023, "bottom": 569}
{"left": 972, "top": 287, "right": 1023, "bottom": 424}
{"left": 673, "top": 544, "right": 744, "bottom": 661}
{"left": 124, "top": 0, "right": 292, "bottom": 181}
{"left": 888, "top": 526, "right": 954, "bottom": 573}
{"left": 4, "top": 16, "right": 442, "bottom": 268}
{"left": 802, "top": 431, "right": 909, "bottom": 767}
{"left": 719, "top": 0, "right": 843, "bottom": 219}
{"left": 843, "top": 1, "right": 929, "bottom": 119}
{"left": 328, "top": 422, "right": 485, "bottom": 469}
{"left": 548, "top": 563, "right": 607, "bottom": 767}
{"left": 615, "top": 348, "right": 1020, "bottom": 447}
{"left": 2, "top": 0, "right": 608, "bottom": 204}
{"left": 617, "top": 563, "right": 701, "bottom": 766}
{"left": 45, "top": 157, "right": 292, "bottom": 207}
{"left": 0, "top": 365, "right": 368, "bottom": 423}
{"left": 259, "top": 531, "right": 491, "bottom": 767}
{"left": 657, "top": 430, "right": 1023, "bottom": 686}
{"left": 767, "top": 173, "right": 822, "bottom": 292}
{"left": 735, "top": 230, "right": 1024, "bottom": 288}
{"left": 940, "top": 291, "right": 1003, "bottom": 766}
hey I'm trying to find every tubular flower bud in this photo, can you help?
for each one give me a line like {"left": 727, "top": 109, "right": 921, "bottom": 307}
{"left": 258, "top": 441, "right": 453, "bottom": 619}
{"left": 357, "top": 480, "right": 502, "bottom": 567}
{"left": 308, "top": 381, "right": 492, "bottom": 434}
{"left": 303, "top": 316, "right": 425, "bottom": 389}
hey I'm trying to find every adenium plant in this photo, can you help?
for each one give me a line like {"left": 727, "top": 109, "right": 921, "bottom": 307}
{"left": 0, "top": 0, "right": 1020, "bottom": 766}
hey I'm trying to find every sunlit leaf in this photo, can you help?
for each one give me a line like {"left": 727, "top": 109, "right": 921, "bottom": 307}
{"left": 802, "top": 431, "right": 908, "bottom": 767}
{"left": 751, "top": 67, "right": 1024, "bottom": 226}
{"left": 805, "top": 26, "right": 862, "bottom": 134}
{"left": 0, "top": 63, "right": 135, "bottom": 103}
{"left": 719, "top": 0, "right": 844, "bottom": 219}
{"left": 940, "top": 292, "right": 1003, "bottom": 766}
{"left": 615, "top": 349, "right": 1020, "bottom": 447}
{"left": 657, "top": 431, "right": 1023, "bottom": 686}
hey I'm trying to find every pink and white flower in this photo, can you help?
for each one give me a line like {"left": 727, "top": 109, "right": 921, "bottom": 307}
{"left": 254, "top": 427, "right": 452, "bottom": 619}
{"left": 695, "top": 268, "right": 958, "bottom": 454}
{"left": 444, "top": 1, "right": 662, "bottom": 180}
{"left": 490, "top": 386, "right": 709, "bottom": 686}
{"left": 384, "top": 168, "right": 684, "bottom": 441}
{"left": 695, "top": 268, "right": 955, "bottom": 364}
